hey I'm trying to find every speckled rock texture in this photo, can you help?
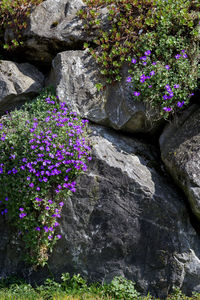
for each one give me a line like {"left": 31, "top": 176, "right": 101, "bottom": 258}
{"left": 0, "top": 125, "right": 199, "bottom": 298}
{"left": 47, "top": 50, "right": 162, "bottom": 134}
{"left": 0, "top": 60, "right": 44, "bottom": 113}
{"left": 160, "top": 104, "right": 200, "bottom": 221}
{"left": 4, "top": 0, "right": 111, "bottom": 65}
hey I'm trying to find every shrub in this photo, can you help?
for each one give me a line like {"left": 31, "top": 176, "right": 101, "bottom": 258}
{"left": 126, "top": 48, "right": 197, "bottom": 118}
{"left": 104, "top": 276, "right": 140, "bottom": 299}
{"left": 0, "top": 88, "right": 91, "bottom": 268}
{"left": 0, "top": 0, "right": 43, "bottom": 50}
{"left": 78, "top": 0, "right": 200, "bottom": 117}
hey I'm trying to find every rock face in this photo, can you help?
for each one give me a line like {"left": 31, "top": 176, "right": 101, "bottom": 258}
{"left": 0, "top": 60, "right": 44, "bottom": 113}
{"left": 0, "top": 125, "right": 199, "bottom": 298}
{"left": 4, "top": 0, "right": 111, "bottom": 65}
{"left": 0, "top": 0, "right": 199, "bottom": 297}
{"left": 47, "top": 50, "right": 162, "bottom": 134}
{"left": 160, "top": 104, "right": 200, "bottom": 221}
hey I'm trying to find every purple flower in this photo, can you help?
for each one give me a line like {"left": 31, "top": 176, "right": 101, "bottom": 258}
{"left": 175, "top": 54, "right": 181, "bottom": 59}
{"left": 29, "top": 183, "right": 34, "bottom": 188}
{"left": 143, "top": 62, "right": 147, "bottom": 66}
{"left": 163, "top": 107, "right": 172, "bottom": 112}
{"left": 44, "top": 226, "right": 49, "bottom": 232}
{"left": 131, "top": 58, "right": 137, "bottom": 64}
{"left": 148, "top": 85, "right": 152, "bottom": 88}
{"left": 152, "top": 62, "right": 157, "bottom": 65}
{"left": 139, "top": 56, "right": 147, "bottom": 60}
{"left": 163, "top": 95, "right": 168, "bottom": 100}
{"left": 165, "top": 84, "right": 172, "bottom": 92}
{"left": 59, "top": 202, "right": 64, "bottom": 207}
{"left": 35, "top": 227, "right": 40, "bottom": 231}
{"left": 133, "top": 91, "right": 140, "bottom": 96}
{"left": 19, "top": 213, "right": 26, "bottom": 218}
{"left": 177, "top": 101, "right": 185, "bottom": 107}
{"left": 188, "top": 93, "right": 194, "bottom": 97}
{"left": 174, "top": 84, "right": 180, "bottom": 88}
{"left": 150, "top": 71, "right": 155, "bottom": 76}
{"left": 27, "top": 176, "right": 31, "bottom": 181}
{"left": 183, "top": 54, "right": 188, "bottom": 58}
{"left": 126, "top": 77, "right": 132, "bottom": 82}
{"left": 35, "top": 197, "right": 42, "bottom": 202}
{"left": 19, "top": 208, "right": 24, "bottom": 212}
{"left": 57, "top": 235, "right": 62, "bottom": 239}
{"left": 54, "top": 222, "right": 60, "bottom": 227}
{"left": 140, "top": 74, "right": 146, "bottom": 83}
{"left": 45, "top": 206, "right": 50, "bottom": 210}
{"left": 48, "top": 235, "right": 53, "bottom": 240}
{"left": 144, "top": 50, "right": 151, "bottom": 55}
{"left": 165, "top": 65, "right": 170, "bottom": 70}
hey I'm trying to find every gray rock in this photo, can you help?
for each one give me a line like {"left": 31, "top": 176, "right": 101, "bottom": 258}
{"left": 0, "top": 60, "right": 44, "bottom": 112}
{"left": 5, "top": 0, "right": 111, "bottom": 65}
{"left": 47, "top": 50, "right": 162, "bottom": 134}
{"left": 159, "top": 104, "right": 200, "bottom": 221}
{"left": 0, "top": 125, "right": 199, "bottom": 298}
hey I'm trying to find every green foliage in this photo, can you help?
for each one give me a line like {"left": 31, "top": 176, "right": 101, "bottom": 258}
{"left": 0, "top": 87, "right": 91, "bottom": 268}
{"left": 0, "top": 274, "right": 199, "bottom": 300}
{"left": 103, "top": 276, "right": 140, "bottom": 299}
{"left": 78, "top": 0, "right": 156, "bottom": 84}
{"left": 0, "top": 0, "right": 43, "bottom": 50}
{"left": 78, "top": 0, "right": 200, "bottom": 117}
{"left": 127, "top": 48, "right": 197, "bottom": 118}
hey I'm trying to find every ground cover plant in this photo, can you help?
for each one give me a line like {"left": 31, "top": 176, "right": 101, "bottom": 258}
{"left": 0, "top": 273, "right": 199, "bottom": 300}
{"left": 78, "top": 0, "right": 200, "bottom": 118}
{"left": 0, "top": 88, "right": 91, "bottom": 268}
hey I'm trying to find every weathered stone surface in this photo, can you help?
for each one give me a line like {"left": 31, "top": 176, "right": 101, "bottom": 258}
{"left": 0, "top": 125, "right": 199, "bottom": 298}
{"left": 159, "top": 104, "right": 200, "bottom": 221}
{"left": 0, "top": 60, "right": 44, "bottom": 112}
{"left": 4, "top": 0, "right": 111, "bottom": 65}
{"left": 47, "top": 50, "right": 162, "bottom": 134}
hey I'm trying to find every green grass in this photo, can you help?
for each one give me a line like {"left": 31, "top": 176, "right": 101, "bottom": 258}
{"left": 0, "top": 274, "right": 199, "bottom": 300}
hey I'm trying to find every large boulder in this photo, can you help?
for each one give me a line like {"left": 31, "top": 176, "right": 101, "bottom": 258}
{"left": 47, "top": 50, "right": 162, "bottom": 134}
{"left": 0, "top": 125, "right": 199, "bottom": 298}
{"left": 159, "top": 104, "right": 200, "bottom": 221}
{"left": 0, "top": 60, "right": 44, "bottom": 113}
{"left": 4, "top": 0, "right": 111, "bottom": 65}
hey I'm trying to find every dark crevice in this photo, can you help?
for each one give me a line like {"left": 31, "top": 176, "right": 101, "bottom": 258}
{"left": 64, "top": 3, "right": 70, "bottom": 17}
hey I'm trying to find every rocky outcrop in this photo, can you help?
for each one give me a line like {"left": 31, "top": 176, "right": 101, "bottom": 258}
{"left": 1, "top": 125, "right": 200, "bottom": 298}
{"left": 47, "top": 50, "right": 163, "bottom": 134}
{"left": 0, "top": 60, "right": 44, "bottom": 113}
{"left": 0, "top": 0, "right": 199, "bottom": 297}
{"left": 160, "top": 104, "right": 200, "bottom": 221}
{"left": 4, "top": 0, "right": 111, "bottom": 65}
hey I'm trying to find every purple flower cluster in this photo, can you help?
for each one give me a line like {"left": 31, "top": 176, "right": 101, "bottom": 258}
{"left": 0, "top": 92, "right": 92, "bottom": 265}
{"left": 126, "top": 49, "right": 194, "bottom": 115}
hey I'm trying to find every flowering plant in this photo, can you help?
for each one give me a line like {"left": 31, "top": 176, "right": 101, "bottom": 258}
{"left": 0, "top": 88, "right": 91, "bottom": 268}
{"left": 0, "top": 0, "right": 43, "bottom": 50}
{"left": 127, "top": 49, "right": 198, "bottom": 118}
